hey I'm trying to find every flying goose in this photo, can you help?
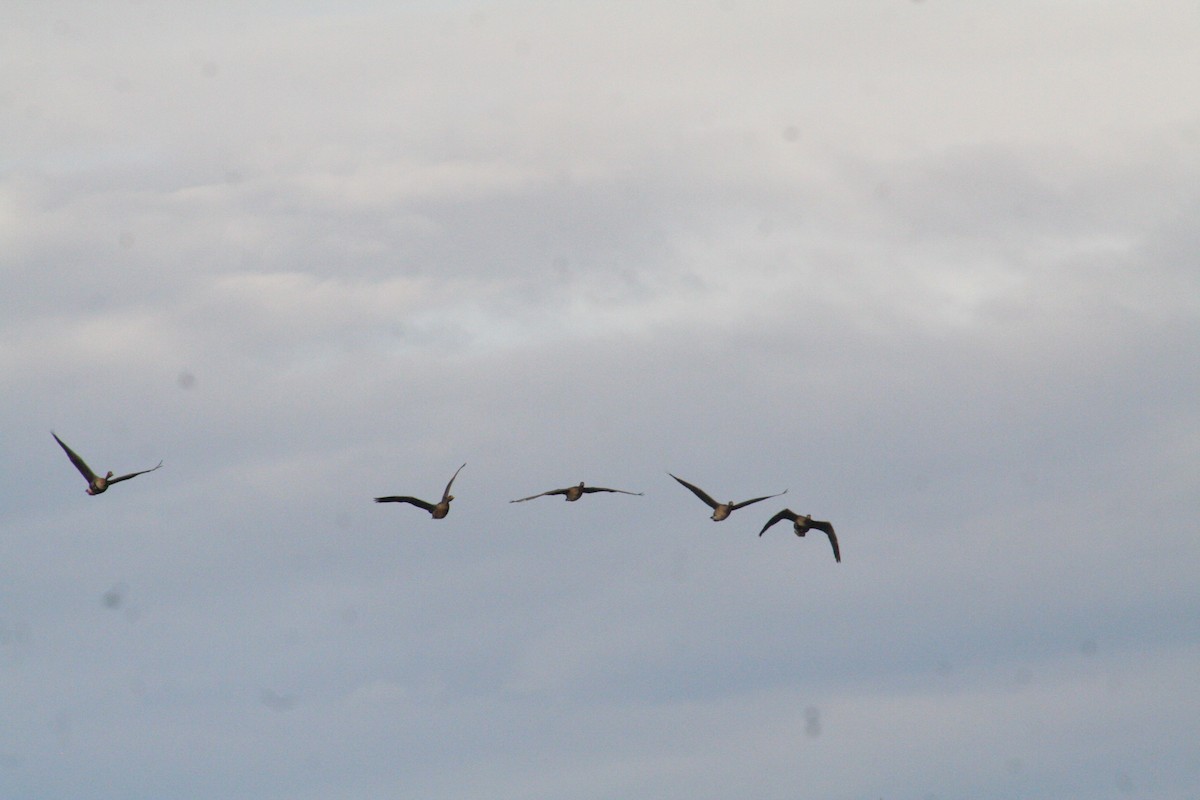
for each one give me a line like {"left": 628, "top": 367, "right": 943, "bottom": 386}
{"left": 374, "top": 463, "right": 466, "bottom": 519}
{"left": 510, "top": 481, "right": 643, "bottom": 503}
{"left": 759, "top": 509, "right": 840, "bottom": 562}
{"left": 668, "top": 473, "right": 786, "bottom": 521}
{"left": 52, "top": 431, "right": 163, "bottom": 495}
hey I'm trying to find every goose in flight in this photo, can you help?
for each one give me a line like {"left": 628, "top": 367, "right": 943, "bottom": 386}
{"left": 759, "top": 509, "right": 840, "bottom": 562}
{"left": 510, "top": 481, "right": 643, "bottom": 503}
{"left": 52, "top": 431, "right": 163, "bottom": 495}
{"left": 374, "top": 463, "right": 466, "bottom": 519}
{"left": 668, "top": 473, "right": 785, "bottom": 521}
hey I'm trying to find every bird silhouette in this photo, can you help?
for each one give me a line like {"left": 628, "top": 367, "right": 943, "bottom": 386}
{"left": 52, "top": 432, "right": 162, "bottom": 496}
{"left": 374, "top": 463, "right": 466, "bottom": 519}
{"left": 668, "top": 473, "right": 785, "bottom": 521}
{"left": 759, "top": 509, "right": 840, "bottom": 562}
{"left": 510, "top": 481, "right": 643, "bottom": 503}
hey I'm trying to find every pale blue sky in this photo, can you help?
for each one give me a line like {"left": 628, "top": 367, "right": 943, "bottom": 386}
{"left": 2, "top": 2, "right": 1198, "bottom": 798}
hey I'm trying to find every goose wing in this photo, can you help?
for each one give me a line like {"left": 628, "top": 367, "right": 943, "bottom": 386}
{"left": 374, "top": 496, "right": 436, "bottom": 512}
{"left": 509, "top": 487, "right": 568, "bottom": 503}
{"left": 52, "top": 432, "right": 97, "bottom": 483}
{"left": 581, "top": 486, "right": 643, "bottom": 496}
{"left": 730, "top": 489, "right": 787, "bottom": 511}
{"left": 758, "top": 508, "right": 798, "bottom": 536}
{"left": 441, "top": 463, "right": 467, "bottom": 502}
{"left": 107, "top": 461, "right": 163, "bottom": 485}
{"left": 668, "top": 474, "right": 719, "bottom": 509}
{"left": 809, "top": 519, "right": 840, "bottom": 563}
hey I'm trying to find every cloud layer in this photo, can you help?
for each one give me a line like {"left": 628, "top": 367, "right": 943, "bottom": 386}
{"left": 3, "top": 2, "right": 1199, "bottom": 798}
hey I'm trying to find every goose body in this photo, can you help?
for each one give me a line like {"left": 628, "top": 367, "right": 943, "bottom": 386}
{"left": 510, "top": 481, "right": 643, "bottom": 503}
{"left": 52, "top": 432, "right": 162, "bottom": 495}
{"left": 668, "top": 473, "right": 785, "bottom": 521}
{"left": 375, "top": 463, "right": 466, "bottom": 519}
{"left": 759, "top": 508, "right": 840, "bottom": 562}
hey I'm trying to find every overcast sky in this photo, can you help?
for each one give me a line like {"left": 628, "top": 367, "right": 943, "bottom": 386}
{"left": 3, "top": 2, "right": 1199, "bottom": 798}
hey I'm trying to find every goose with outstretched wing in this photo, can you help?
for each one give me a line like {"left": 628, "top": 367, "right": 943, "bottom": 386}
{"left": 759, "top": 508, "right": 840, "bottom": 562}
{"left": 510, "top": 481, "right": 643, "bottom": 503}
{"left": 53, "top": 432, "right": 162, "bottom": 496}
{"left": 374, "top": 463, "right": 466, "bottom": 519}
{"left": 668, "top": 473, "right": 785, "bottom": 521}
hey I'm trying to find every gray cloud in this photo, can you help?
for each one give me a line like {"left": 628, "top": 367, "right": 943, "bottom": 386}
{"left": 3, "top": 2, "right": 1198, "bottom": 799}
